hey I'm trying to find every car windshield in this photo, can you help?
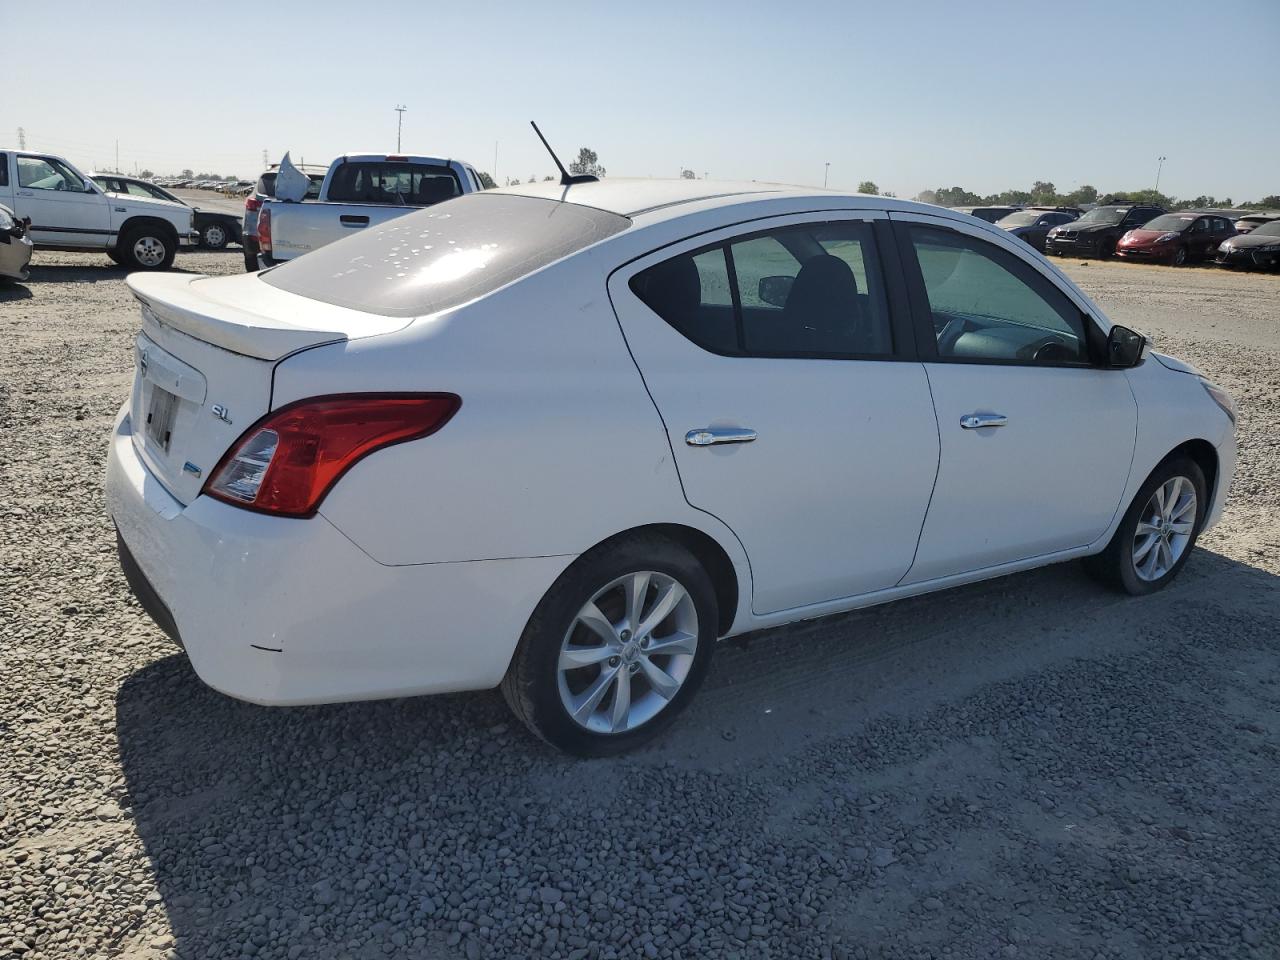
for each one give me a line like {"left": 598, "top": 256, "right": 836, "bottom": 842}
{"left": 997, "top": 211, "right": 1042, "bottom": 227}
{"left": 1078, "top": 208, "right": 1127, "bottom": 225}
{"left": 1251, "top": 221, "right": 1280, "bottom": 238}
{"left": 1143, "top": 215, "right": 1195, "bottom": 233}
{"left": 261, "top": 193, "right": 631, "bottom": 317}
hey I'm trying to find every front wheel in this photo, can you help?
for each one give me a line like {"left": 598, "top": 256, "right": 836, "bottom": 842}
{"left": 501, "top": 534, "right": 718, "bottom": 756}
{"left": 1171, "top": 245, "right": 1188, "bottom": 266}
{"left": 117, "top": 225, "right": 176, "bottom": 271}
{"left": 1084, "top": 456, "right": 1206, "bottom": 595}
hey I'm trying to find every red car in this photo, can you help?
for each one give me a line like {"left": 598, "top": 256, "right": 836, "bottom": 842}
{"left": 1116, "top": 213, "right": 1237, "bottom": 266}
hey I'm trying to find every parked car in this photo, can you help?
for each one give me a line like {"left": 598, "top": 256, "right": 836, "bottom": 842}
{"left": 0, "top": 149, "right": 196, "bottom": 270}
{"left": 241, "top": 161, "right": 328, "bottom": 271}
{"left": 0, "top": 202, "right": 33, "bottom": 282}
{"left": 1044, "top": 204, "right": 1166, "bottom": 259}
{"left": 1234, "top": 213, "right": 1279, "bottom": 235}
{"left": 254, "top": 153, "right": 485, "bottom": 269}
{"left": 93, "top": 174, "right": 242, "bottom": 250}
{"left": 105, "top": 179, "right": 1236, "bottom": 755}
{"left": 1215, "top": 219, "right": 1280, "bottom": 271}
{"left": 949, "top": 205, "right": 1022, "bottom": 223}
{"left": 994, "top": 207, "right": 1081, "bottom": 252}
{"left": 1117, "top": 213, "right": 1237, "bottom": 266}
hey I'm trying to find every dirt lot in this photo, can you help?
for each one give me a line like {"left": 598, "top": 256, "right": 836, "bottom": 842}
{"left": 1, "top": 252, "right": 1278, "bottom": 960}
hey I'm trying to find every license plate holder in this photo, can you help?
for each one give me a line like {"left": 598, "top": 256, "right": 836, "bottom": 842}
{"left": 146, "top": 386, "right": 180, "bottom": 453}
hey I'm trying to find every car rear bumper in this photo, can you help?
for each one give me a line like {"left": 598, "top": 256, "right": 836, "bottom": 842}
{"left": 105, "top": 404, "right": 573, "bottom": 706}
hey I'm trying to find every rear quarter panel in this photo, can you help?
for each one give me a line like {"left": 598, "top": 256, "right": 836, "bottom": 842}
{"left": 273, "top": 250, "right": 752, "bottom": 606}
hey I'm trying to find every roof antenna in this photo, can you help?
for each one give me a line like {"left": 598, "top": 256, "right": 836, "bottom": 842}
{"left": 531, "top": 121, "right": 598, "bottom": 186}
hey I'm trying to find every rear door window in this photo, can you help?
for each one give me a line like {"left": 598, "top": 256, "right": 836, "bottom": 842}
{"left": 326, "top": 162, "right": 461, "bottom": 206}
{"left": 631, "top": 220, "right": 894, "bottom": 358}
{"left": 0, "top": 154, "right": 7, "bottom": 187}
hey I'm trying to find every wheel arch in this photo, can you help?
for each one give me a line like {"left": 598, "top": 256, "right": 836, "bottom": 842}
{"left": 1164, "top": 437, "right": 1219, "bottom": 504}
{"left": 579, "top": 523, "right": 743, "bottom": 637}
{"left": 112, "top": 215, "right": 178, "bottom": 250}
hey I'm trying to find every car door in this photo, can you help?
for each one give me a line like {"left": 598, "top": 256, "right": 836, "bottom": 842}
{"left": 13, "top": 155, "right": 111, "bottom": 247}
{"left": 0, "top": 152, "right": 14, "bottom": 209}
{"left": 609, "top": 212, "right": 939, "bottom": 615}
{"left": 889, "top": 213, "right": 1137, "bottom": 584}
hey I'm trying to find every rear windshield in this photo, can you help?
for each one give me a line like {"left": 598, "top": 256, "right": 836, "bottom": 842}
{"left": 261, "top": 193, "right": 631, "bottom": 317}
{"left": 258, "top": 172, "right": 323, "bottom": 200}
{"left": 326, "top": 162, "right": 461, "bottom": 206}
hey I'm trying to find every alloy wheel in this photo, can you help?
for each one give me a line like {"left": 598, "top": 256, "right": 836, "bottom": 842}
{"left": 557, "top": 571, "right": 699, "bottom": 734}
{"left": 133, "top": 236, "right": 167, "bottom": 267}
{"left": 1132, "top": 476, "right": 1197, "bottom": 581}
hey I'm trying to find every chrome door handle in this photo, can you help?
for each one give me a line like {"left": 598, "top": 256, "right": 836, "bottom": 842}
{"left": 685, "top": 427, "right": 757, "bottom": 446}
{"left": 960, "top": 413, "right": 1008, "bottom": 429}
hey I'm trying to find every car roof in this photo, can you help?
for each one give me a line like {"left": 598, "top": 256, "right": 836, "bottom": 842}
{"left": 491, "top": 177, "right": 951, "bottom": 224}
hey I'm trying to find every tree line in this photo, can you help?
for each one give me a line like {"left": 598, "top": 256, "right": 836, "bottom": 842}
{"left": 912, "top": 182, "right": 1280, "bottom": 211}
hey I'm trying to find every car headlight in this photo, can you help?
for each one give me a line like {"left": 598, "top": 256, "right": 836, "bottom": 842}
{"left": 1155, "top": 233, "right": 1179, "bottom": 243}
{"left": 0, "top": 208, "right": 13, "bottom": 231}
{"left": 1047, "top": 227, "right": 1061, "bottom": 237}
{"left": 1200, "top": 378, "right": 1236, "bottom": 426}
{"left": 1218, "top": 240, "right": 1232, "bottom": 251}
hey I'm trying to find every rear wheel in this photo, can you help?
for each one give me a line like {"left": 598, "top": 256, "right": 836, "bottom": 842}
{"left": 200, "top": 221, "right": 230, "bottom": 250}
{"left": 1084, "top": 456, "right": 1206, "bottom": 595}
{"left": 501, "top": 534, "right": 718, "bottom": 756}
{"left": 117, "top": 224, "right": 176, "bottom": 271}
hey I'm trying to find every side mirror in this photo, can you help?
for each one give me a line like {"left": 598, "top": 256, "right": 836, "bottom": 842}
{"left": 1107, "top": 325, "right": 1145, "bottom": 368}
{"left": 758, "top": 275, "right": 793, "bottom": 308}
{"left": 82, "top": 181, "right": 97, "bottom": 193}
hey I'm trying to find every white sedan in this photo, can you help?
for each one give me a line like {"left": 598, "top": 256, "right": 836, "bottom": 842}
{"left": 106, "top": 179, "right": 1237, "bottom": 755}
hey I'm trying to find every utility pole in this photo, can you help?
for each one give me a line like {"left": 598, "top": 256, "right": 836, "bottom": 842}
{"left": 115, "top": 140, "right": 120, "bottom": 173}
{"left": 16, "top": 127, "right": 25, "bottom": 149}
{"left": 262, "top": 148, "right": 269, "bottom": 168}
{"left": 824, "top": 162, "right": 830, "bottom": 189}
{"left": 494, "top": 140, "right": 498, "bottom": 184}
{"left": 1154, "top": 156, "right": 1167, "bottom": 194}
{"left": 395, "top": 105, "right": 407, "bottom": 152}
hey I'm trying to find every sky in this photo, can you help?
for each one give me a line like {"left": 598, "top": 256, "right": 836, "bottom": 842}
{"left": 6, "top": 0, "right": 1278, "bottom": 201}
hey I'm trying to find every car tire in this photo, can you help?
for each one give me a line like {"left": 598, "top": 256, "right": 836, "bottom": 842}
{"left": 1171, "top": 245, "right": 1187, "bottom": 267}
{"left": 501, "top": 533, "right": 718, "bottom": 756}
{"left": 117, "top": 224, "right": 176, "bottom": 271}
{"left": 1083, "top": 455, "right": 1207, "bottom": 596}
{"left": 106, "top": 248, "right": 123, "bottom": 266}
{"left": 200, "top": 222, "right": 230, "bottom": 250}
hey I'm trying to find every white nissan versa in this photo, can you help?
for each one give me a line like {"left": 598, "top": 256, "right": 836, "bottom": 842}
{"left": 105, "top": 179, "right": 1237, "bottom": 755}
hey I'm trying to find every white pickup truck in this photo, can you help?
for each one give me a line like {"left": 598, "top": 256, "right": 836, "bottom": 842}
{"left": 0, "top": 148, "right": 196, "bottom": 270}
{"left": 256, "top": 153, "right": 484, "bottom": 267}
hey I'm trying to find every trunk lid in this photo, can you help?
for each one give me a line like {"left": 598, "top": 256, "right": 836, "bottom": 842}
{"left": 125, "top": 272, "right": 413, "bottom": 504}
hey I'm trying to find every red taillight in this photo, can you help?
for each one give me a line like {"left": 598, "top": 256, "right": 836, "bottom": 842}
{"left": 203, "top": 394, "right": 460, "bottom": 517}
{"left": 245, "top": 196, "right": 262, "bottom": 212}
{"left": 258, "top": 208, "right": 272, "bottom": 252}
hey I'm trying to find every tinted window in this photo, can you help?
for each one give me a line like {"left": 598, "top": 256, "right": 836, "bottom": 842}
{"left": 263, "top": 193, "right": 630, "bottom": 318}
{"left": 18, "top": 156, "right": 84, "bottom": 191}
{"left": 1145, "top": 215, "right": 1194, "bottom": 232}
{"left": 632, "top": 220, "right": 893, "bottom": 358}
{"left": 326, "top": 162, "right": 461, "bottom": 206}
{"left": 908, "top": 226, "right": 1088, "bottom": 365}
{"left": 0, "top": 154, "right": 7, "bottom": 187}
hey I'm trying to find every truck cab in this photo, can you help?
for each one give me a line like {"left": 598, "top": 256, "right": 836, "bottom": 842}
{"left": 0, "top": 149, "right": 196, "bottom": 270}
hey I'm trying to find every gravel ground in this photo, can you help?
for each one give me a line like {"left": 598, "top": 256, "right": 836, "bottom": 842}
{"left": 1, "top": 251, "right": 1278, "bottom": 960}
